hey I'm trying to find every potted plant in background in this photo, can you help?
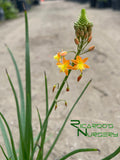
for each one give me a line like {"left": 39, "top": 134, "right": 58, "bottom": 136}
{"left": 96, "top": 0, "right": 108, "bottom": 8}
{"left": 0, "top": 0, "right": 18, "bottom": 19}
{"left": 107, "top": 0, "right": 112, "bottom": 7}
{"left": 78, "top": 0, "right": 88, "bottom": 3}
{"left": 89, "top": 0, "right": 97, "bottom": 7}
{"left": 89, "top": 0, "right": 111, "bottom": 8}
{"left": 0, "top": 6, "right": 4, "bottom": 21}
{"left": 16, "top": 0, "right": 32, "bottom": 12}
{"left": 112, "top": 0, "right": 120, "bottom": 10}
{"left": 33, "top": 0, "right": 40, "bottom": 5}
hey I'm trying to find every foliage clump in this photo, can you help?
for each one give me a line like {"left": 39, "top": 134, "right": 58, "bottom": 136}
{"left": 0, "top": 0, "right": 18, "bottom": 19}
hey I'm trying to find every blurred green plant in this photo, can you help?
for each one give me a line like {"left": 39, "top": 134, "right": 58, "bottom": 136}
{"left": 0, "top": 7, "right": 119, "bottom": 160}
{"left": 0, "top": 0, "right": 18, "bottom": 19}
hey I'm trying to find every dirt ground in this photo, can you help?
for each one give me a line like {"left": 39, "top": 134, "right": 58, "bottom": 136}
{"left": 0, "top": 0, "right": 120, "bottom": 159}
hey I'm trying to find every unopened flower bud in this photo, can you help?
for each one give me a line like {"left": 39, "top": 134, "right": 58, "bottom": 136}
{"left": 80, "top": 30, "right": 84, "bottom": 37}
{"left": 84, "top": 26, "right": 87, "bottom": 33}
{"left": 77, "top": 74, "right": 82, "bottom": 82}
{"left": 88, "top": 46, "right": 95, "bottom": 51}
{"left": 60, "top": 51, "right": 67, "bottom": 57}
{"left": 75, "top": 31, "right": 80, "bottom": 38}
{"left": 65, "top": 101, "right": 67, "bottom": 107}
{"left": 88, "top": 35, "right": 92, "bottom": 43}
{"left": 66, "top": 87, "right": 69, "bottom": 92}
{"left": 74, "top": 38, "right": 79, "bottom": 45}
{"left": 55, "top": 103, "right": 57, "bottom": 110}
{"left": 87, "top": 26, "right": 92, "bottom": 32}
{"left": 52, "top": 85, "right": 56, "bottom": 92}
{"left": 88, "top": 31, "right": 92, "bottom": 37}
{"left": 74, "top": 9, "right": 93, "bottom": 40}
{"left": 84, "top": 32, "right": 88, "bottom": 39}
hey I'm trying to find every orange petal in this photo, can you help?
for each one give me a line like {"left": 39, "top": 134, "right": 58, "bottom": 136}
{"left": 77, "top": 56, "right": 82, "bottom": 62}
{"left": 84, "top": 64, "right": 90, "bottom": 68}
{"left": 65, "top": 70, "right": 68, "bottom": 76}
{"left": 83, "top": 57, "right": 88, "bottom": 63}
{"left": 67, "top": 65, "right": 74, "bottom": 69}
{"left": 71, "top": 65, "right": 78, "bottom": 70}
{"left": 65, "top": 60, "right": 70, "bottom": 65}
{"left": 56, "top": 62, "right": 62, "bottom": 65}
{"left": 71, "top": 59, "right": 78, "bottom": 64}
{"left": 63, "top": 57, "right": 66, "bottom": 63}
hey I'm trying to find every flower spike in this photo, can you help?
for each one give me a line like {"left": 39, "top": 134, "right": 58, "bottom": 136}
{"left": 74, "top": 9, "right": 93, "bottom": 40}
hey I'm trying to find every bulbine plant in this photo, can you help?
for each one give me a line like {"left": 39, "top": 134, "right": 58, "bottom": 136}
{"left": 0, "top": 7, "right": 119, "bottom": 160}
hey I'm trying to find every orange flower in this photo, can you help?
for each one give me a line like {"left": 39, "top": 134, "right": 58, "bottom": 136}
{"left": 57, "top": 57, "right": 71, "bottom": 76}
{"left": 71, "top": 56, "right": 89, "bottom": 72}
{"left": 54, "top": 53, "right": 61, "bottom": 62}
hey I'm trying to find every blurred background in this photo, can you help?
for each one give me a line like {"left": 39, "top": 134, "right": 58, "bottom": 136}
{"left": 0, "top": 0, "right": 120, "bottom": 160}
{"left": 0, "top": 0, "right": 120, "bottom": 20}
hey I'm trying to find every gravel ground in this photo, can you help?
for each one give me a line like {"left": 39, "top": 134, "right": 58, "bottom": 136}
{"left": 0, "top": 0, "right": 120, "bottom": 159}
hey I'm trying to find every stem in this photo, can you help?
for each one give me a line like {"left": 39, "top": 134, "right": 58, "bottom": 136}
{"left": 44, "top": 80, "right": 92, "bottom": 160}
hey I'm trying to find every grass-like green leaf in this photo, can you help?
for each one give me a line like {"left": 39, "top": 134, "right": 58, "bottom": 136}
{"left": 59, "top": 148, "right": 99, "bottom": 160}
{"left": 5, "top": 45, "right": 26, "bottom": 160}
{"left": 0, "top": 113, "right": 17, "bottom": 160}
{"left": 44, "top": 79, "right": 92, "bottom": 160}
{"left": 37, "top": 108, "right": 42, "bottom": 130}
{"left": 36, "top": 72, "right": 49, "bottom": 160}
{"left": 24, "top": 10, "right": 33, "bottom": 159}
{"left": 0, "top": 145, "right": 9, "bottom": 160}
{"left": 102, "top": 146, "right": 120, "bottom": 160}
{"left": 0, "top": 118, "right": 13, "bottom": 158}
{"left": 6, "top": 70, "right": 27, "bottom": 160}
{"left": 5, "top": 45, "right": 25, "bottom": 137}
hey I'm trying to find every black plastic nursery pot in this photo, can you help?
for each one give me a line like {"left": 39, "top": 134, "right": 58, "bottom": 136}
{"left": 89, "top": 0, "right": 97, "bottom": 7}
{"left": 16, "top": 0, "right": 31, "bottom": 12}
{"left": 33, "top": 0, "right": 40, "bottom": 5}
{"left": 112, "top": 0, "right": 120, "bottom": 10}
{"left": 107, "top": 0, "right": 112, "bottom": 7}
{"left": 96, "top": 1, "right": 107, "bottom": 8}
{"left": 77, "top": 0, "right": 89, "bottom": 3}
